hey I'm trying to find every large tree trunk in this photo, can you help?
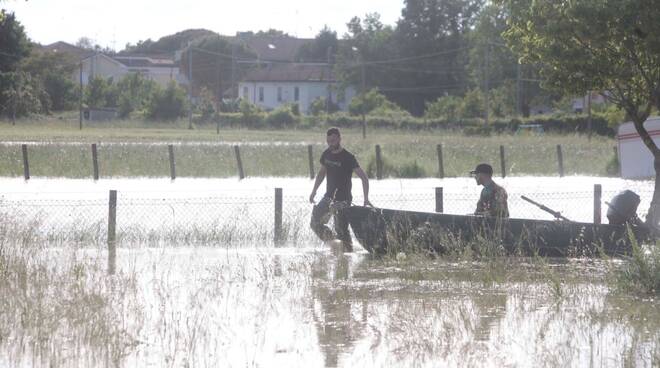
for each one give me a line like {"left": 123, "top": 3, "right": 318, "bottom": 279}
{"left": 628, "top": 113, "right": 660, "bottom": 235}
{"left": 648, "top": 154, "right": 660, "bottom": 235}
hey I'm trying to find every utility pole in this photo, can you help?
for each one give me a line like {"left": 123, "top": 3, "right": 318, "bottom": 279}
{"left": 188, "top": 45, "right": 193, "bottom": 130}
{"left": 231, "top": 42, "right": 236, "bottom": 99}
{"left": 361, "top": 59, "right": 366, "bottom": 139}
{"left": 587, "top": 91, "right": 592, "bottom": 140}
{"left": 516, "top": 61, "right": 522, "bottom": 117}
{"left": 484, "top": 43, "right": 490, "bottom": 125}
{"left": 79, "top": 62, "right": 83, "bottom": 130}
{"left": 326, "top": 46, "right": 332, "bottom": 115}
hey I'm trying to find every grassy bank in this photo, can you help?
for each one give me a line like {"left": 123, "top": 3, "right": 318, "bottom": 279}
{"left": 0, "top": 117, "right": 616, "bottom": 178}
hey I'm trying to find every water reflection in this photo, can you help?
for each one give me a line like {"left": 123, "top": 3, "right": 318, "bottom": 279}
{"left": 307, "top": 253, "right": 659, "bottom": 367}
{"left": 1, "top": 245, "right": 657, "bottom": 367}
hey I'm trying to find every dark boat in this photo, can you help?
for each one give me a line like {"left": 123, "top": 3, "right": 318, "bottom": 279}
{"left": 344, "top": 206, "right": 650, "bottom": 257}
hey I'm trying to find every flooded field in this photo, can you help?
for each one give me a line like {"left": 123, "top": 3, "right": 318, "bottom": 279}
{"left": 0, "top": 177, "right": 658, "bottom": 367}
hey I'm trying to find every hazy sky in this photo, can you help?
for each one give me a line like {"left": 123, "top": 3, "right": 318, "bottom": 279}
{"left": 3, "top": 0, "right": 405, "bottom": 50}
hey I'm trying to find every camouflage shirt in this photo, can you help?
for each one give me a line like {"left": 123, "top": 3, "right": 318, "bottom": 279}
{"left": 476, "top": 182, "right": 509, "bottom": 218}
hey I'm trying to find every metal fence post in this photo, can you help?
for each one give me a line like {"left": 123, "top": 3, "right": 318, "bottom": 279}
{"left": 435, "top": 187, "right": 443, "bottom": 213}
{"left": 234, "top": 145, "right": 245, "bottom": 179}
{"left": 613, "top": 146, "right": 620, "bottom": 177}
{"left": 375, "top": 144, "right": 383, "bottom": 180}
{"left": 594, "top": 184, "right": 602, "bottom": 224}
{"left": 308, "top": 145, "right": 315, "bottom": 179}
{"left": 91, "top": 143, "right": 99, "bottom": 180}
{"left": 556, "top": 144, "right": 564, "bottom": 177}
{"left": 168, "top": 144, "right": 176, "bottom": 180}
{"left": 274, "top": 188, "right": 283, "bottom": 245}
{"left": 108, "top": 190, "right": 117, "bottom": 275}
{"left": 21, "top": 144, "right": 29, "bottom": 180}
{"left": 500, "top": 145, "right": 506, "bottom": 178}
{"left": 437, "top": 144, "right": 444, "bottom": 179}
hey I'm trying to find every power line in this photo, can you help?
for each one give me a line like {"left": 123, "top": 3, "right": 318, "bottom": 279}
{"left": 361, "top": 46, "right": 471, "bottom": 66}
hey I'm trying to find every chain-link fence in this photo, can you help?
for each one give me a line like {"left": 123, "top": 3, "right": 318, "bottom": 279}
{"left": 0, "top": 186, "right": 652, "bottom": 248}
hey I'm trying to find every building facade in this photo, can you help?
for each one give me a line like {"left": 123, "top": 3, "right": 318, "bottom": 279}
{"left": 238, "top": 63, "right": 355, "bottom": 114}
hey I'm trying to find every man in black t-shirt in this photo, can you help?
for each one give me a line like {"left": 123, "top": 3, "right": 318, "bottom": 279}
{"left": 309, "top": 127, "right": 371, "bottom": 252}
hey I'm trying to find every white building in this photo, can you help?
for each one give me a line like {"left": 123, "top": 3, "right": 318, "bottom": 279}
{"left": 80, "top": 54, "right": 183, "bottom": 87}
{"left": 238, "top": 63, "right": 356, "bottom": 114}
{"left": 618, "top": 117, "right": 660, "bottom": 179}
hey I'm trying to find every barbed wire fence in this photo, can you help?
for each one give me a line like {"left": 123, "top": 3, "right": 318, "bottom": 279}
{"left": 0, "top": 187, "right": 653, "bottom": 250}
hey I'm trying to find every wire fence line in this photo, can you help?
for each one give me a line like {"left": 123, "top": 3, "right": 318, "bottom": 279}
{"left": 0, "top": 187, "right": 652, "bottom": 248}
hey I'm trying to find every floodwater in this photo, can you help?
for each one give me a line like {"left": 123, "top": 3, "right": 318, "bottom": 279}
{"left": 0, "top": 176, "right": 658, "bottom": 367}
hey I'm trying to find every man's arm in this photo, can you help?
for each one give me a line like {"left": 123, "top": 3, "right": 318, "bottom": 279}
{"left": 354, "top": 167, "right": 372, "bottom": 206}
{"left": 309, "top": 165, "right": 327, "bottom": 203}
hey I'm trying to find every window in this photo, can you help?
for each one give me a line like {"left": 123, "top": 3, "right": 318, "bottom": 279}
{"left": 277, "top": 86, "right": 283, "bottom": 102}
{"left": 294, "top": 86, "right": 299, "bottom": 101}
{"left": 242, "top": 86, "right": 248, "bottom": 99}
{"left": 259, "top": 86, "right": 264, "bottom": 102}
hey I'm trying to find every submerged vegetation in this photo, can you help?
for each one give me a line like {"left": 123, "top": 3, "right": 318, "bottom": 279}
{"left": 614, "top": 228, "right": 660, "bottom": 296}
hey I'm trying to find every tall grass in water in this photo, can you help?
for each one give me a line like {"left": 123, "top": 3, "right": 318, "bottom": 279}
{"left": 0, "top": 204, "right": 312, "bottom": 248}
{"left": 0, "top": 219, "right": 142, "bottom": 367}
{"left": 614, "top": 227, "right": 660, "bottom": 295}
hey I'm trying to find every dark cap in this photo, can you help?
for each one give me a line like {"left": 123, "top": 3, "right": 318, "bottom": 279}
{"left": 326, "top": 127, "right": 340, "bottom": 136}
{"left": 470, "top": 163, "right": 493, "bottom": 175}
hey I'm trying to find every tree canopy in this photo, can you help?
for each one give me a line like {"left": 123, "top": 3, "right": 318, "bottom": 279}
{"left": 499, "top": 0, "right": 660, "bottom": 225}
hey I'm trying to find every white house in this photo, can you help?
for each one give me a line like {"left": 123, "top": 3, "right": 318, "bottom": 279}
{"left": 238, "top": 63, "right": 356, "bottom": 114}
{"left": 618, "top": 117, "right": 660, "bottom": 179}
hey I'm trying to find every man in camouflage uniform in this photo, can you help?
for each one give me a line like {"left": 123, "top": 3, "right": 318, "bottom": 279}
{"left": 471, "top": 163, "right": 509, "bottom": 218}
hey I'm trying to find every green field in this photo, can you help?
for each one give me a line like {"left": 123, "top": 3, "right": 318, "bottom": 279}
{"left": 0, "top": 116, "right": 617, "bottom": 178}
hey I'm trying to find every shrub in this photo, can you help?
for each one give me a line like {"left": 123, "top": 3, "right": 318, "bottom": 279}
{"left": 460, "top": 88, "right": 485, "bottom": 119}
{"left": 265, "top": 104, "right": 298, "bottom": 128}
{"left": 309, "top": 97, "right": 339, "bottom": 116}
{"left": 84, "top": 76, "right": 117, "bottom": 108}
{"left": 614, "top": 229, "right": 660, "bottom": 296}
{"left": 606, "top": 151, "right": 620, "bottom": 176}
{"left": 238, "top": 99, "right": 264, "bottom": 127}
{"left": 365, "top": 155, "right": 397, "bottom": 178}
{"left": 145, "top": 81, "right": 187, "bottom": 120}
{"left": 398, "top": 161, "right": 427, "bottom": 178}
{"left": 463, "top": 125, "right": 492, "bottom": 136}
{"left": 424, "top": 95, "right": 462, "bottom": 121}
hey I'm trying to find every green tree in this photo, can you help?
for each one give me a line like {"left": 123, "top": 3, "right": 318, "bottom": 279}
{"left": 336, "top": 14, "right": 397, "bottom": 96}
{"left": 116, "top": 73, "right": 157, "bottom": 118}
{"left": 146, "top": 81, "right": 188, "bottom": 120}
{"left": 499, "top": 0, "right": 660, "bottom": 228}
{"left": 0, "top": 9, "right": 30, "bottom": 72}
{"left": 84, "top": 76, "right": 117, "bottom": 108}
{"left": 425, "top": 95, "right": 462, "bottom": 121}
{"left": 122, "top": 29, "right": 216, "bottom": 54}
{"left": 309, "top": 97, "right": 340, "bottom": 116}
{"left": 391, "top": 0, "right": 483, "bottom": 114}
{"left": 460, "top": 88, "right": 485, "bottom": 119}
{"left": 21, "top": 51, "right": 78, "bottom": 111}
{"left": 296, "top": 26, "right": 338, "bottom": 63}
{"left": 179, "top": 35, "right": 255, "bottom": 101}
{"left": 348, "top": 88, "right": 406, "bottom": 117}
{"left": 0, "top": 71, "right": 46, "bottom": 118}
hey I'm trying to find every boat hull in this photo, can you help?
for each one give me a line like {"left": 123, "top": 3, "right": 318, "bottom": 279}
{"left": 344, "top": 206, "right": 649, "bottom": 257}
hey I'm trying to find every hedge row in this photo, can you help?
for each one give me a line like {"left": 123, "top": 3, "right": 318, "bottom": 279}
{"left": 195, "top": 112, "right": 615, "bottom": 136}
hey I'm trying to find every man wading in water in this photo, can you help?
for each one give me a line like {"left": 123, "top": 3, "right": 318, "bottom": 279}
{"left": 309, "top": 127, "right": 371, "bottom": 252}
